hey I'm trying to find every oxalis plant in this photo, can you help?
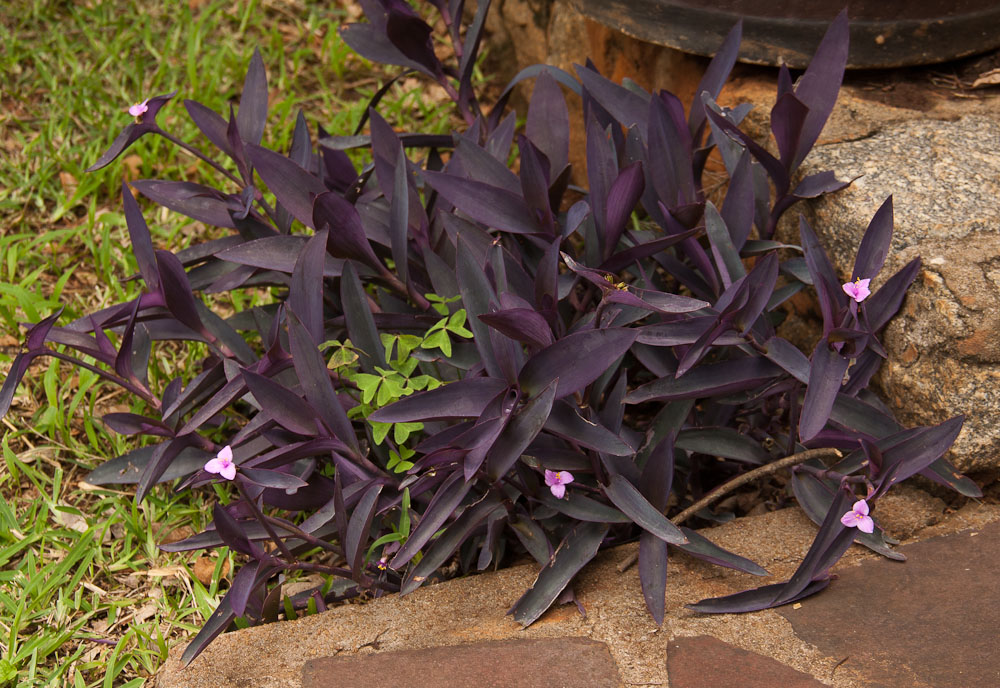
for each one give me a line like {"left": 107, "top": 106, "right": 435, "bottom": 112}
{"left": 0, "top": 0, "right": 981, "bottom": 664}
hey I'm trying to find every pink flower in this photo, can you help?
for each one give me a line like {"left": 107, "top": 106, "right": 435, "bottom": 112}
{"left": 544, "top": 469, "right": 574, "bottom": 499}
{"left": 842, "top": 277, "right": 871, "bottom": 303}
{"left": 127, "top": 99, "right": 149, "bottom": 119}
{"left": 204, "top": 445, "right": 236, "bottom": 481}
{"left": 841, "top": 499, "right": 874, "bottom": 533}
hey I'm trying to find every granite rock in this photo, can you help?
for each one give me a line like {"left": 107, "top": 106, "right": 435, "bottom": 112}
{"left": 797, "top": 113, "right": 1000, "bottom": 473}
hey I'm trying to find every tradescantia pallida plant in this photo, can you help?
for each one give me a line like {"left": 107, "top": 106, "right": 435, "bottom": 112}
{"left": 0, "top": 0, "right": 981, "bottom": 663}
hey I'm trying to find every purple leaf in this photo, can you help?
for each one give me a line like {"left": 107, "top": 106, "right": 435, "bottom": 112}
{"left": 85, "top": 442, "right": 210, "bottom": 486}
{"left": 636, "top": 317, "right": 741, "bottom": 348}
{"left": 627, "top": 357, "right": 782, "bottom": 404}
{"left": 102, "top": 413, "right": 172, "bottom": 437}
{"left": 675, "top": 428, "right": 769, "bottom": 464}
{"left": 401, "top": 495, "right": 504, "bottom": 594}
{"left": 688, "top": 20, "right": 742, "bottom": 138}
{"left": 486, "top": 379, "right": 557, "bottom": 480}
{"left": 675, "top": 527, "right": 769, "bottom": 575}
{"left": 510, "top": 521, "right": 609, "bottom": 625}
{"left": 517, "top": 136, "right": 554, "bottom": 233}
{"left": 131, "top": 180, "right": 239, "bottom": 229}
{"left": 369, "top": 377, "right": 509, "bottom": 422}
{"left": 792, "top": 170, "right": 851, "bottom": 199}
{"left": 603, "top": 474, "right": 687, "bottom": 545}
{"left": 237, "top": 48, "right": 268, "bottom": 146}
{"left": 217, "top": 235, "right": 344, "bottom": 276}
{"left": 136, "top": 435, "right": 197, "bottom": 502}
{"left": 866, "top": 258, "right": 920, "bottom": 332}
{"left": 770, "top": 92, "right": 808, "bottom": 170}
{"left": 526, "top": 70, "right": 570, "bottom": 173}
{"left": 478, "top": 308, "right": 553, "bottom": 349}
{"left": 597, "top": 227, "right": 702, "bottom": 274}
{"left": 339, "top": 22, "right": 427, "bottom": 75}
{"left": 519, "top": 328, "right": 637, "bottom": 400}
{"left": 791, "top": 9, "right": 849, "bottom": 171}
{"left": 720, "top": 151, "right": 754, "bottom": 250}
{"left": 386, "top": 7, "right": 442, "bottom": 77}
{"left": 121, "top": 182, "right": 160, "bottom": 291}
{"left": 240, "top": 468, "right": 309, "bottom": 490}
{"left": 799, "top": 216, "right": 845, "bottom": 331}
{"left": 829, "top": 393, "right": 902, "bottom": 438}
{"left": 286, "top": 313, "right": 361, "bottom": 457}
{"left": 185, "top": 99, "right": 233, "bottom": 158}
{"left": 346, "top": 483, "right": 383, "bottom": 577}
{"left": 452, "top": 136, "right": 521, "bottom": 194}
{"left": 638, "top": 532, "right": 668, "bottom": 625}
{"left": 852, "top": 196, "right": 893, "bottom": 282}
{"left": 242, "top": 370, "right": 319, "bottom": 437}
{"left": 870, "top": 415, "right": 964, "bottom": 498}
{"left": 791, "top": 471, "right": 903, "bottom": 561}
{"left": 705, "top": 108, "right": 789, "bottom": 196}
{"left": 799, "top": 337, "right": 849, "bottom": 442}
{"left": 340, "top": 261, "right": 386, "bottom": 373}
{"left": 86, "top": 91, "right": 177, "bottom": 172}
{"left": 646, "top": 92, "right": 696, "bottom": 208}
{"left": 154, "top": 250, "right": 206, "bottom": 337}
{"left": 391, "top": 471, "right": 472, "bottom": 569}
{"left": 456, "top": 235, "right": 501, "bottom": 378}
{"left": 574, "top": 65, "right": 649, "bottom": 131}
{"left": 687, "top": 578, "right": 831, "bottom": 614}
{"left": 603, "top": 161, "right": 645, "bottom": 260}
{"left": 704, "top": 201, "right": 744, "bottom": 287}
{"left": 180, "top": 596, "right": 235, "bottom": 666}
{"left": 288, "top": 229, "right": 327, "bottom": 342}
{"left": 246, "top": 143, "right": 326, "bottom": 228}
{"left": 762, "top": 336, "right": 810, "bottom": 384}
{"left": 424, "top": 171, "right": 539, "bottom": 235}
{"left": 920, "top": 457, "right": 982, "bottom": 498}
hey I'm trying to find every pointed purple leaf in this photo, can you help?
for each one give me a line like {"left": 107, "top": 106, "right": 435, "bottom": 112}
{"left": 121, "top": 182, "right": 160, "bottom": 291}
{"left": 288, "top": 229, "right": 327, "bottom": 342}
{"left": 287, "top": 312, "right": 361, "bottom": 458}
{"left": 627, "top": 357, "right": 782, "bottom": 404}
{"left": 242, "top": 370, "right": 319, "bottom": 437}
{"left": 799, "top": 337, "right": 849, "bottom": 442}
{"left": 604, "top": 474, "right": 687, "bottom": 545}
{"left": 519, "top": 328, "right": 637, "bottom": 400}
{"left": 131, "top": 180, "right": 239, "bottom": 228}
{"left": 370, "top": 377, "right": 509, "bottom": 423}
{"left": 852, "top": 196, "right": 893, "bottom": 282}
{"left": 688, "top": 20, "right": 742, "bottom": 138}
{"left": 792, "top": 9, "right": 849, "bottom": 170}
{"left": 603, "top": 161, "right": 645, "bottom": 260}
{"left": 526, "top": 70, "right": 570, "bottom": 173}
{"left": 424, "top": 171, "right": 539, "bottom": 234}
{"left": 246, "top": 143, "right": 326, "bottom": 229}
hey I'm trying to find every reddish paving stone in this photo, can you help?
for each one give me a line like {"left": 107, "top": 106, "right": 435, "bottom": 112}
{"left": 779, "top": 520, "right": 1000, "bottom": 688}
{"left": 667, "top": 635, "right": 827, "bottom": 687}
{"left": 301, "top": 637, "right": 622, "bottom": 688}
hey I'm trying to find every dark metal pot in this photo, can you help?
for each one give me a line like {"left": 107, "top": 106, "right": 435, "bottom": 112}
{"left": 573, "top": 0, "right": 1000, "bottom": 68}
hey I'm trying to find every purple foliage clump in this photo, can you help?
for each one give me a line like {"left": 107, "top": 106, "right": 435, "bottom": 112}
{"left": 0, "top": 1, "right": 979, "bottom": 663}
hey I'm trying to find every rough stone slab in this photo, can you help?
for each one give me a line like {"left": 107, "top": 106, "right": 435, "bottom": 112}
{"left": 301, "top": 638, "right": 622, "bottom": 688}
{"left": 779, "top": 519, "right": 1000, "bottom": 688}
{"left": 156, "top": 499, "right": 1000, "bottom": 688}
{"left": 667, "top": 636, "right": 827, "bottom": 687}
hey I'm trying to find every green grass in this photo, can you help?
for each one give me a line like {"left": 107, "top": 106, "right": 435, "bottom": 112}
{"left": 0, "top": 0, "right": 462, "bottom": 685}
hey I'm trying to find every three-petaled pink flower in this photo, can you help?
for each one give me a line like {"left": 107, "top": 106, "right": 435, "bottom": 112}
{"left": 842, "top": 277, "right": 871, "bottom": 303}
{"left": 204, "top": 445, "right": 236, "bottom": 481}
{"left": 841, "top": 499, "right": 874, "bottom": 533}
{"left": 127, "top": 99, "right": 149, "bottom": 120}
{"left": 544, "top": 469, "right": 574, "bottom": 499}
